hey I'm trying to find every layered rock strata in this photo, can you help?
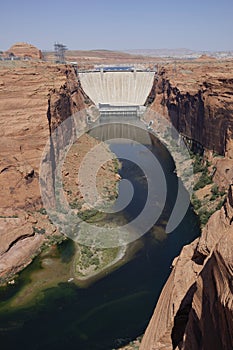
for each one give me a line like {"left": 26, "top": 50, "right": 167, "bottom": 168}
{"left": 0, "top": 62, "right": 90, "bottom": 281}
{"left": 141, "top": 60, "right": 233, "bottom": 350}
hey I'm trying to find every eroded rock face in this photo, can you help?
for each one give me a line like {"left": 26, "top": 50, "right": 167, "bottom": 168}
{"left": 0, "top": 213, "right": 49, "bottom": 280}
{"left": 5, "top": 42, "right": 43, "bottom": 59}
{"left": 140, "top": 186, "right": 233, "bottom": 350}
{"left": 182, "top": 231, "right": 233, "bottom": 350}
{"left": 0, "top": 62, "right": 90, "bottom": 281}
{"left": 141, "top": 61, "right": 233, "bottom": 350}
{"left": 180, "top": 187, "right": 233, "bottom": 350}
{"left": 0, "top": 62, "right": 87, "bottom": 214}
{"left": 147, "top": 61, "right": 233, "bottom": 156}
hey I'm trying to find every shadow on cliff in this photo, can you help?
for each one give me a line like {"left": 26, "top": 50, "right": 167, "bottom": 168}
{"left": 172, "top": 252, "right": 233, "bottom": 350}
{"left": 45, "top": 98, "right": 56, "bottom": 200}
{"left": 180, "top": 255, "right": 233, "bottom": 350}
{"left": 171, "top": 283, "right": 197, "bottom": 349}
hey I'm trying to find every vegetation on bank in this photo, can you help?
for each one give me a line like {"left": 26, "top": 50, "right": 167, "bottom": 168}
{"left": 113, "top": 335, "right": 142, "bottom": 350}
{"left": 191, "top": 153, "right": 226, "bottom": 226}
{"left": 74, "top": 244, "right": 122, "bottom": 279}
{"left": 6, "top": 139, "right": 123, "bottom": 288}
{"left": 60, "top": 139, "right": 123, "bottom": 280}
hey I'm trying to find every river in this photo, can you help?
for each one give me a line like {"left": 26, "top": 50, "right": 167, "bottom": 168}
{"left": 0, "top": 118, "right": 200, "bottom": 350}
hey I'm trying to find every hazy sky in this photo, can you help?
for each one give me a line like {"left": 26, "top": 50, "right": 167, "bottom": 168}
{"left": 1, "top": 0, "right": 232, "bottom": 51}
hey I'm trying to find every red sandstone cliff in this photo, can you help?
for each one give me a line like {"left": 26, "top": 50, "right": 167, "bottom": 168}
{"left": 5, "top": 42, "right": 43, "bottom": 59}
{"left": 146, "top": 61, "right": 233, "bottom": 156}
{"left": 140, "top": 61, "right": 233, "bottom": 350}
{"left": 140, "top": 186, "right": 233, "bottom": 350}
{"left": 0, "top": 61, "right": 90, "bottom": 281}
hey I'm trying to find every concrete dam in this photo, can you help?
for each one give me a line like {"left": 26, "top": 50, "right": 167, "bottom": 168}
{"left": 79, "top": 71, "right": 155, "bottom": 107}
{"left": 79, "top": 68, "right": 155, "bottom": 146}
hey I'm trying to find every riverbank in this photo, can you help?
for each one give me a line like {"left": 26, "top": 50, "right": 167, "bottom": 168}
{"left": 0, "top": 131, "right": 142, "bottom": 305}
{"left": 73, "top": 239, "right": 144, "bottom": 288}
{"left": 0, "top": 238, "right": 144, "bottom": 309}
{"left": 0, "top": 131, "right": 122, "bottom": 287}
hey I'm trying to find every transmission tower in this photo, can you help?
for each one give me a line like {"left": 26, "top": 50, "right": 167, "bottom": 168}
{"left": 54, "top": 42, "right": 67, "bottom": 63}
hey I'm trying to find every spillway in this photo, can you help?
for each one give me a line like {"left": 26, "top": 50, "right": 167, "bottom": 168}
{"left": 79, "top": 71, "right": 155, "bottom": 106}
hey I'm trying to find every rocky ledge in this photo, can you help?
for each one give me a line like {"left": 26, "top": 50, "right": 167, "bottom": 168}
{"left": 0, "top": 61, "right": 91, "bottom": 282}
{"left": 140, "top": 60, "right": 233, "bottom": 350}
{"left": 140, "top": 185, "right": 233, "bottom": 350}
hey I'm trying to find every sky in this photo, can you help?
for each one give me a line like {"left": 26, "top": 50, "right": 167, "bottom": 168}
{"left": 1, "top": 0, "right": 233, "bottom": 52}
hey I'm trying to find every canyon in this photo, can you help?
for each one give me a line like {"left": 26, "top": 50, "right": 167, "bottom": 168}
{"left": 0, "top": 45, "right": 232, "bottom": 349}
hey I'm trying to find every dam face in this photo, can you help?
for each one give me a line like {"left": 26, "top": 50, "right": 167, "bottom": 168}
{"left": 79, "top": 71, "right": 155, "bottom": 106}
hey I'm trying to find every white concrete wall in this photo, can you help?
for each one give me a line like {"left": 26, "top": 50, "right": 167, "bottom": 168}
{"left": 79, "top": 72, "right": 155, "bottom": 106}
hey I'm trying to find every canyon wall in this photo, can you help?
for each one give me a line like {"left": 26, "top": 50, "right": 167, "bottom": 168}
{"left": 140, "top": 61, "right": 233, "bottom": 349}
{"left": 146, "top": 63, "right": 233, "bottom": 156}
{"left": 0, "top": 61, "right": 90, "bottom": 282}
{"left": 140, "top": 186, "right": 233, "bottom": 350}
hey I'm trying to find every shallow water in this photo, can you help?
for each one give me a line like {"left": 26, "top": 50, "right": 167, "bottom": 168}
{"left": 0, "top": 120, "right": 200, "bottom": 350}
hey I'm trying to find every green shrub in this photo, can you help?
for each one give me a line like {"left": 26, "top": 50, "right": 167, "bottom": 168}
{"left": 78, "top": 209, "right": 101, "bottom": 222}
{"left": 216, "top": 200, "right": 225, "bottom": 211}
{"left": 193, "top": 169, "right": 212, "bottom": 190}
{"left": 38, "top": 207, "right": 47, "bottom": 215}
{"left": 210, "top": 185, "right": 226, "bottom": 201}
{"left": 210, "top": 184, "right": 219, "bottom": 201}
{"left": 192, "top": 194, "right": 202, "bottom": 210}
{"left": 211, "top": 184, "right": 219, "bottom": 196}
{"left": 113, "top": 158, "right": 119, "bottom": 173}
{"left": 193, "top": 154, "right": 205, "bottom": 174}
{"left": 70, "top": 201, "right": 82, "bottom": 210}
{"left": 198, "top": 208, "right": 215, "bottom": 226}
{"left": 33, "top": 226, "right": 46, "bottom": 234}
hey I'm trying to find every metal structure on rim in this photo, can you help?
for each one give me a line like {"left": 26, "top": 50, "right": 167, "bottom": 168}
{"left": 54, "top": 42, "right": 67, "bottom": 63}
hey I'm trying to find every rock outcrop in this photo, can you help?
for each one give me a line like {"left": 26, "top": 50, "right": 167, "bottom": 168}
{"left": 141, "top": 61, "right": 233, "bottom": 350}
{"left": 5, "top": 42, "right": 43, "bottom": 59}
{"left": 0, "top": 61, "right": 90, "bottom": 281}
{"left": 146, "top": 61, "right": 233, "bottom": 156}
{"left": 140, "top": 185, "right": 233, "bottom": 350}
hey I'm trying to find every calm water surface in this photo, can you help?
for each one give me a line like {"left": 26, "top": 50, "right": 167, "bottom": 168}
{"left": 0, "top": 121, "right": 200, "bottom": 350}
